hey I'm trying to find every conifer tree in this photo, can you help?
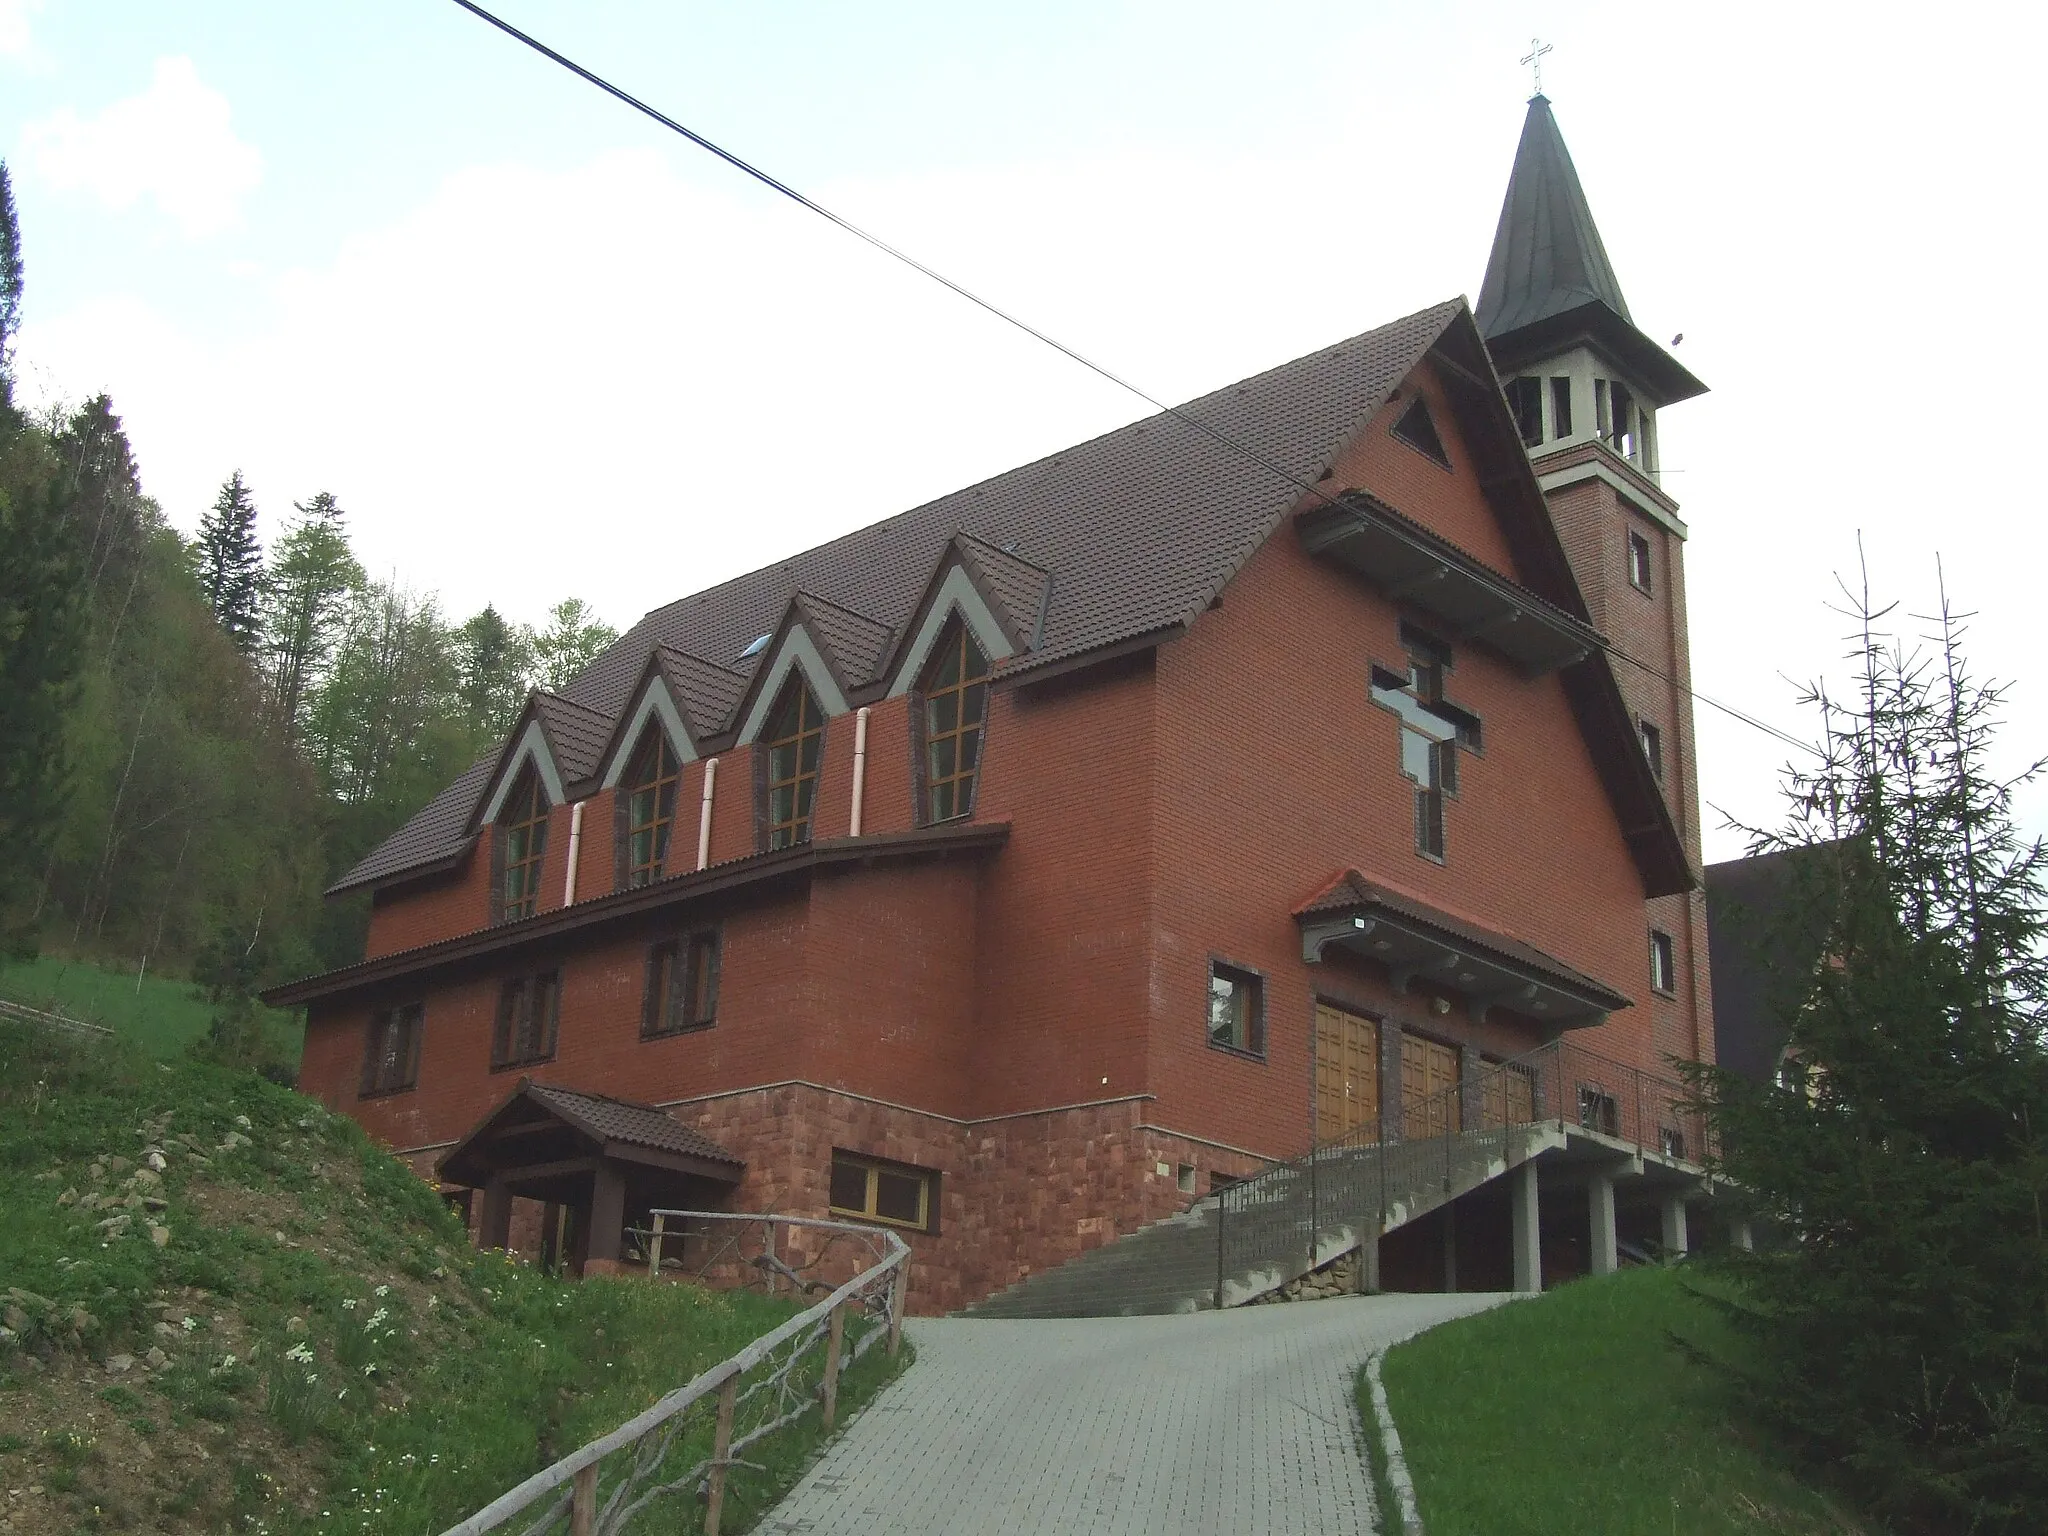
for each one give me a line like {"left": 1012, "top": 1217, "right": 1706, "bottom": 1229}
{"left": 1696, "top": 575, "right": 2048, "bottom": 1532}
{"left": 194, "top": 469, "right": 264, "bottom": 653}
{"left": 0, "top": 160, "right": 22, "bottom": 404}
{"left": 455, "top": 602, "right": 534, "bottom": 740}
{"left": 262, "top": 490, "right": 363, "bottom": 739}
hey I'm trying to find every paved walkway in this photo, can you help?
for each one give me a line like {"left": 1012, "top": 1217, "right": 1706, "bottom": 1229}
{"left": 761, "top": 1292, "right": 1511, "bottom": 1535}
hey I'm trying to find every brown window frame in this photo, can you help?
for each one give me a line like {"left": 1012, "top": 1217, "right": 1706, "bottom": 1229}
{"left": 359, "top": 1001, "right": 423, "bottom": 1098}
{"left": 1649, "top": 929, "right": 1677, "bottom": 995}
{"left": 641, "top": 929, "right": 722, "bottom": 1038}
{"left": 917, "top": 616, "right": 992, "bottom": 825}
{"left": 827, "top": 1150, "right": 938, "bottom": 1233}
{"left": 491, "top": 969, "right": 562, "bottom": 1071}
{"left": 622, "top": 727, "right": 683, "bottom": 889}
{"left": 759, "top": 675, "right": 824, "bottom": 851}
{"left": 498, "top": 765, "right": 550, "bottom": 923}
{"left": 1206, "top": 959, "right": 1266, "bottom": 1059}
{"left": 1627, "top": 530, "right": 1654, "bottom": 595}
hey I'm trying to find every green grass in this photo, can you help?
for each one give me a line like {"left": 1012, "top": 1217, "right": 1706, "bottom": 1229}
{"left": 1373, "top": 1268, "right": 1867, "bottom": 1536}
{"left": 0, "top": 950, "right": 302, "bottom": 1064}
{"left": 0, "top": 1020, "right": 906, "bottom": 1532}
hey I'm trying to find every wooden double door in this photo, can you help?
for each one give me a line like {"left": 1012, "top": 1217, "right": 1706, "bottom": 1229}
{"left": 1314, "top": 1004, "right": 1381, "bottom": 1143}
{"left": 1317, "top": 1005, "right": 1498, "bottom": 1143}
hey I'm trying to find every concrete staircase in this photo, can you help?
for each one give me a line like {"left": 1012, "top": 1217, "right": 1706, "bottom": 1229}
{"left": 963, "top": 1121, "right": 1556, "bottom": 1318}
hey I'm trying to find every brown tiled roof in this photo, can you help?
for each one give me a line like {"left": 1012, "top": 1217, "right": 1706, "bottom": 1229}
{"left": 955, "top": 534, "right": 1052, "bottom": 648}
{"left": 793, "top": 591, "right": 895, "bottom": 689}
{"left": 656, "top": 647, "right": 750, "bottom": 740}
{"left": 533, "top": 692, "right": 612, "bottom": 784}
{"left": 328, "top": 756, "right": 493, "bottom": 895}
{"left": 1295, "top": 868, "right": 1626, "bottom": 1007}
{"left": 524, "top": 1082, "right": 741, "bottom": 1166}
{"left": 354, "top": 297, "right": 1682, "bottom": 899}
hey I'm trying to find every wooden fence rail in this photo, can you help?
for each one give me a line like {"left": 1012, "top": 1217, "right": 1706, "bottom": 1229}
{"left": 440, "top": 1212, "right": 911, "bottom": 1536}
{"left": 0, "top": 998, "right": 114, "bottom": 1040}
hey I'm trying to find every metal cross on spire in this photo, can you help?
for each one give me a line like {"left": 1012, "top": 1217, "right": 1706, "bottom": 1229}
{"left": 1520, "top": 37, "right": 1553, "bottom": 96}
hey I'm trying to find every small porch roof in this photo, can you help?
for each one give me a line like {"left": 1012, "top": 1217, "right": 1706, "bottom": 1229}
{"left": 438, "top": 1079, "right": 744, "bottom": 1190}
{"left": 1295, "top": 869, "right": 1630, "bottom": 1029}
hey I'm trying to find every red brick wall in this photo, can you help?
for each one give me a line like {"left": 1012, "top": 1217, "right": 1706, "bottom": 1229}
{"left": 364, "top": 851, "right": 490, "bottom": 959}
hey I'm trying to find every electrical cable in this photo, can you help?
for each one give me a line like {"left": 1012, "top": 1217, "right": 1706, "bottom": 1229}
{"left": 445, "top": 0, "right": 1820, "bottom": 763}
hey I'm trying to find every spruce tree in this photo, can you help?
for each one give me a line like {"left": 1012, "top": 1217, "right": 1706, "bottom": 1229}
{"left": 194, "top": 470, "right": 264, "bottom": 653}
{"left": 0, "top": 160, "right": 22, "bottom": 405}
{"left": 262, "top": 490, "right": 363, "bottom": 739}
{"left": 455, "top": 602, "right": 534, "bottom": 740}
{"left": 1697, "top": 577, "right": 2048, "bottom": 1532}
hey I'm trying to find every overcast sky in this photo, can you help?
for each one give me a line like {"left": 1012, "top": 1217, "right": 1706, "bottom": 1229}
{"left": 6, "top": 0, "right": 2043, "bottom": 863}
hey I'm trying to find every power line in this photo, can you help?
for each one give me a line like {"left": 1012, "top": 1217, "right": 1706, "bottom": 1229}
{"left": 445, "top": 0, "right": 1821, "bottom": 764}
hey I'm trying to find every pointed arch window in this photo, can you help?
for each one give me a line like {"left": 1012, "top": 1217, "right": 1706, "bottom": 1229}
{"left": 761, "top": 676, "right": 824, "bottom": 850}
{"left": 919, "top": 617, "right": 991, "bottom": 823}
{"left": 622, "top": 727, "right": 682, "bottom": 887}
{"left": 499, "top": 765, "right": 550, "bottom": 922}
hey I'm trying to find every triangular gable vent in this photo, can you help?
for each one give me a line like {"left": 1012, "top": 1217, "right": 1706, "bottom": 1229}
{"left": 1392, "top": 397, "right": 1451, "bottom": 469}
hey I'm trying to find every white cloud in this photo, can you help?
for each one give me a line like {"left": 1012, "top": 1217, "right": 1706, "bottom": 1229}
{"left": 21, "top": 55, "right": 261, "bottom": 237}
{"left": 0, "top": 0, "right": 42, "bottom": 58}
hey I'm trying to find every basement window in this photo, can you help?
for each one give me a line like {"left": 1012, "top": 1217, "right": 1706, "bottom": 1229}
{"left": 1391, "top": 397, "right": 1452, "bottom": 470}
{"left": 1207, "top": 960, "right": 1266, "bottom": 1057}
{"left": 359, "top": 1002, "right": 423, "bottom": 1098}
{"left": 829, "top": 1152, "right": 936, "bottom": 1233}
{"left": 1577, "top": 1085, "right": 1620, "bottom": 1137}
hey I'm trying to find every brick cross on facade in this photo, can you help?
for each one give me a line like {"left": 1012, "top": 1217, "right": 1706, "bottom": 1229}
{"left": 1370, "top": 630, "right": 1482, "bottom": 859}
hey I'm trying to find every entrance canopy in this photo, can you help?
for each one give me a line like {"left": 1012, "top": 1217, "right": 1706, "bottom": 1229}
{"left": 1296, "top": 869, "right": 1629, "bottom": 1030}
{"left": 439, "top": 1080, "right": 742, "bottom": 1274}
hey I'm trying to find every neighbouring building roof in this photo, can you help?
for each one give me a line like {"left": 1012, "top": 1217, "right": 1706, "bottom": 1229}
{"left": 1704, "top": 844, "right": 1838, "bottom": 1084}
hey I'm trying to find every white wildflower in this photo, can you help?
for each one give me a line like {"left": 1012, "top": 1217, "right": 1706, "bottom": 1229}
{"left": 340, "top": 1298, "right": 357, "bottom": 1311}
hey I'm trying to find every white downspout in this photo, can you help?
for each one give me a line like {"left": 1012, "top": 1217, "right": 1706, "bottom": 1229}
{"left": 696, "top": 757, "right": 719, "bottom": 871}
{"left": 849, "top": 706, "right": 872, "bottom": 837}
{"left": 562, "top": 800, "right": 585, "bottom": 906}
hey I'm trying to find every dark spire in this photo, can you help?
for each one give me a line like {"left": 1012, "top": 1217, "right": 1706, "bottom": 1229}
{"left": 1476, "top": 95, "right": 1630, "bottom": 336}
{"left": 1474, "top": 95, "right": 1704, "bottom": 406}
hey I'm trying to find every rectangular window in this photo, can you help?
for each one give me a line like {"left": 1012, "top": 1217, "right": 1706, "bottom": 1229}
{"left": 359, "top": 1002, "right": 423, "bottom": 1098}
{"left": 1550, "top": 376, "right": 1573, "bottom": 437}
{"left": 1594, "top": 378, "right": 1610, "bottom": 439}
{"left": 1650, "top": 930, "right": 1677, "bottom": 995}
{"left": 641, "top": 931, "right": 721, "bottom": 1038}
{"left": 1416, "top": 783, "right": 1446, "bottom": 860}
{"left": 1611, "top": 380, "right": 1637, "bottom": 459}
{"left": 1207, "top": 961, "right": 1265, "bottom": 1056}
{"left": 492, "top": 970, "right": 561, "bottom": 1070}
{"left": 1577, "top": 1085, "right": 1620, "bottom": 1137}
{"left": 1504, "top": 376, "right": 1543, "bottom": 446}
{"left": 828, "top": 1152, "right": 936, "bottom": 1232}
{"left": 1639, "top": 718, "right": 1664, "bottom": 781}
{"left": 1627, "top": 531, "right": 1653, "bottom": 594}
{"left": 1660, "top": 1126, "right": 1688, "bottom": 1161}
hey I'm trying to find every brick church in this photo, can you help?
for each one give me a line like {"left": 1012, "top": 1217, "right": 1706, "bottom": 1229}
{"left": 271, "top": 93, "right": 1715, "bottom": 1313}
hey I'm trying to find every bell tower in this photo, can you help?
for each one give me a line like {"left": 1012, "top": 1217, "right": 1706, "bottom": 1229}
{"left": 1478, "top": 92, "right": 1716, "bottom": 1075}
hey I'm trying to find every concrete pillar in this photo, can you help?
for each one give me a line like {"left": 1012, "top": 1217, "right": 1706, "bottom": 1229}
{"left": 1512, "top": 1160, "right": 1541, "bottom": 1294}
{"left": 1356, "top": 1231, "right": 1381, "bottom": 1295}
{"left": 1441, "top": 1203, "right": 1458, "bottom": 1292}
{"left": 1661, "top": 1193, "right": 1689, "bottom": 1257}
{"left": 1588, "top": 1173, "right": 1618, "bottom": 1276}
{"left": 478, "top": 1176, "right": 512, "bottom": 1252}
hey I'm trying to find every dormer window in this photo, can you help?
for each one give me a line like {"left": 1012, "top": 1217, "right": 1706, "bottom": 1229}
{"left": 498, "top": 765, "right": 549, "bottom": 922}
{"left": 919, "top": 617, "right": 991, "bottom": 823}
{"left": 623, "top": 727, "right": 682, "bottom": 887}
{"left": 761, "top": 675, "right": 824, "bottom": 850}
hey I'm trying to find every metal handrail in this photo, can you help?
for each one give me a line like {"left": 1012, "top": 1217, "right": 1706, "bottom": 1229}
{"left": 440, "top": 1212, "right": 911, "bottom": 1536}
{"left": 1212, "top": 1036, "right": 1710, "bottom": 1305}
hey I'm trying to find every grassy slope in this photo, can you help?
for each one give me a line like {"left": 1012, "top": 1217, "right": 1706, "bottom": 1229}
{"left": 0, "top": 1021, "right": 900, "bottom": 1534}
{"left": 0, "top": 952, "right": 302, "bottom": 1064}
{"left": 1375, "top": 1268, "right": 1866, "bottom": 1536}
